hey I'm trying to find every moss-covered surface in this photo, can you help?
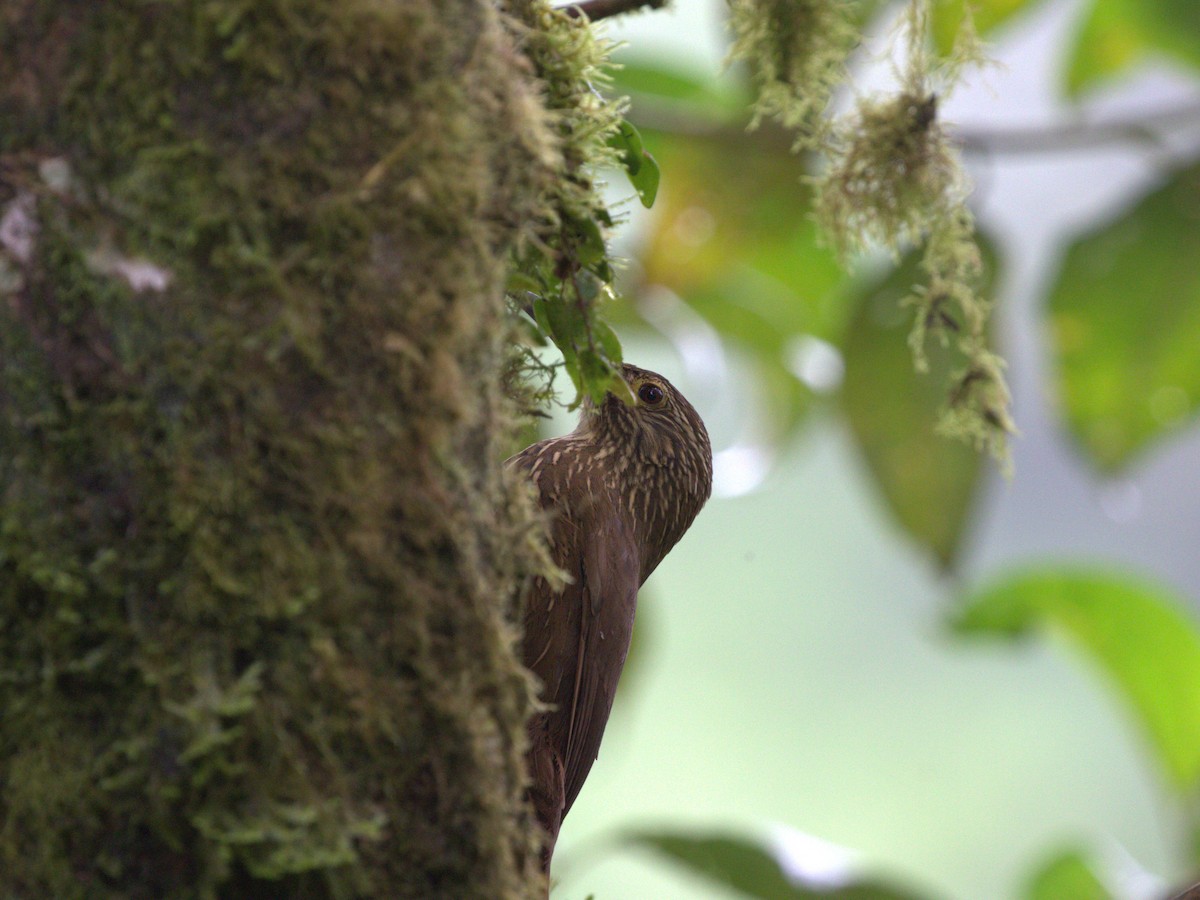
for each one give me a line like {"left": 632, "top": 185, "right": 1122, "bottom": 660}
{"left": 0, "top": 1, "right": 555, "bottom": 896}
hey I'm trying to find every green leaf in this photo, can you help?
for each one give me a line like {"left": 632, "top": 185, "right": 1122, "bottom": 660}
{"left": 628, "top": 831, "right": 931, "bottom": 900}
{"left": 629, "top": 150, "right": 660, "bottom": 208}
{"left": 639, "top": 133, "right": 847, "bottom": 341}
{"left": 627, "top": 131, "right": 848, "bottom": 439}
{"left": 1047, "top": 162, "right": 1200, "bottom": 471}
{"left": 505, "top": 271, "right": 542, "bottom": 293}
{"left": 609, "top": 58, "right": 744, "bottom": 113}
{"left": 608, "top": 118, "right": 646, "bottom": 175}
{"left": 592, "top": 317, "right": 624, "bottom": 363}
{"left": 608, "top": 118, "right": 661, "bottom": 207}
{"left": 1066, "top": 0, "right": 1200, "bottom": 95}
{"left": 533, "top": 295, "right": 580, "bottom": 347}
{"left": 533, "top": 291, "right": 627, "bottom": 407}
{"left": 561, "top": 350, "right": 584, "bottom": 409}
{"left": 931, "top": 0, "right": 1041, "bottom": 56}
{"left": 530, "top": 294, "right": 555, "bottom": 341}
{"left": 839, "top": 241, "right": 998, "bottom": 569}
{"left": 572, "top": 214, "right": 608, "bottom": 267}
{"left": 954, "top": 567, "right": 1200, "bottom": 792}
{"left": 1023, "top": 849, "right": 1113, "bottom": 900}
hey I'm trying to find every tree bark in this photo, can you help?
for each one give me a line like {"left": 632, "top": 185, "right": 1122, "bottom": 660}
{"left": 0, "top": 1, "right": 551, "bottom": 896}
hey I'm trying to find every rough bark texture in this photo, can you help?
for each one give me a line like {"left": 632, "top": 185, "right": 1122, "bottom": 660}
{"left": 0, "top": 1, "right": 553, "bottom": 896}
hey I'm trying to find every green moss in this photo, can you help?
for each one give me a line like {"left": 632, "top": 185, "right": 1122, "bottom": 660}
{"left": 726, "top": 0, "right": 859, "bottom": 144}
{"left": 1, "top": 0, "right": 554, "bottom": 896}
{"left": 727, "top": 0, "right": 1012, "bottom": 464}
{"left": 502, "top": 0, "right": 632, "bottom": 407}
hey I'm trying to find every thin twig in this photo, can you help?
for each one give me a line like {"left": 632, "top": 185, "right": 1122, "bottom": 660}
{"left": 560, "top": 0, "right": 668, "bottom": 22}
{"left": 953, "top": 99, "right": 1200, "bottom": 156}
{"left": 621, "top": 95, "right": 1200, "bottom": 158}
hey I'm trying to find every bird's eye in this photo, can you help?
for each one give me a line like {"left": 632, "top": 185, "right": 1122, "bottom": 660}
{"left": 638, "top": 382, "right": 665, "bottom": 406}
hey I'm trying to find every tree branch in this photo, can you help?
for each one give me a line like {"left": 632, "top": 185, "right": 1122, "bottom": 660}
{"left": 622, "top": 95, "right": 1200, "bottom": 159}
{"left": 953, "top": 99, "right": 1200, "bottom": 156}
{"left": 560, "top": 0, "right": 668, "bottom": 21}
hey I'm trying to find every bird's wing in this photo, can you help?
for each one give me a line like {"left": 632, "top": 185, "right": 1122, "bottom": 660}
{"left": 559, "top": 494, "right": 639, "bottom": 816}
{"left": 514, "top": 452, "right": 641, "bottom": 821}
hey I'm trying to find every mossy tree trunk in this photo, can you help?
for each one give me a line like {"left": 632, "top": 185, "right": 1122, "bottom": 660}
{"left": 0, "top": 2, "right": 553, "bottom": 896}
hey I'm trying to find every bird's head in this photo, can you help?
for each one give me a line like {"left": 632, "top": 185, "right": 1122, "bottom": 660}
{"left": 581, "top": 363, "right": 713, "bottom": 503}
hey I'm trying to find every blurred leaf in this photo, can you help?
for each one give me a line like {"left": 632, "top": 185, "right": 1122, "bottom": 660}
{"left": 839, "top": 240, "right": 998, "bottom": 569}
{"left": 931, "top": 0, "right": 1042, "bottom": 56}
{"left": 1023, "top": 849, "right": 1112, "bottom": 900}
{"left": 1048, "top": 162, "right": 1200, "bottom": 471}
{"left": 572, "top": 214, "right": 608, "bottom": 268}
{"left": 506, "top": 271, "right": 541, "bottom": 293}
{"left": 639, "top": 134, "right": 845, "bottom": 332}
{"left": 1066, "top": 0, "right": 1200, "bottom": 95}
{"left": 534, "top": 294, "right": 581, "bottom": 346}
{"left": 954, "top": 567, "right": 1200, "bottom": 792}
{"left": 628, "top": 831, "right": 931, "bottom": 900}
{"left": 630, "top": 131, "right": 848, "bottom": 437}
{"left": 593, "top": 318, "right": 624, "bottom": 362}
{"left": 611, "top": 57, "right": 746, "bottom": 115}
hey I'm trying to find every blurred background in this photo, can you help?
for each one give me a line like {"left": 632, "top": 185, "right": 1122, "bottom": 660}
{"left": 540, "top": 0, "right": 1200, "bottom": 897}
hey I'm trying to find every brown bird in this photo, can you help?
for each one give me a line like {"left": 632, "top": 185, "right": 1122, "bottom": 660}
{"left": 508, "top": 363, "right": 713, "bottom": 875}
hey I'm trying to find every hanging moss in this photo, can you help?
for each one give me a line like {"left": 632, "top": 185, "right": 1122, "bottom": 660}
{"left": 726, "top": 0, "right": 860, "bottom": 143}
{"left": 1, "top": 0, "right": 555, "bottom": 896}
{"left": 726, "top": 0, "right": 1012, "bottom": 465}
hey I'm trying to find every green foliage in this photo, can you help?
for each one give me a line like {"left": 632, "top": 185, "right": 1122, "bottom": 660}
{"left": 626, "top": 831, "right": 932, "bottom": 900}
{"left": 841, "top": 242, "right": 998, "bottom": 568}
{"left": 1022, "top": 849, "right": 1113, "bottom": 900}
{"left": 608, "top": 118, "right": 661, "bottom": 208}
{"left": 504, "top": 0, "right": 634, "bottom": 408}
{"left": 634, "top": 128, "right": 848, "bottom": 434}
{"left": 1048, "top": 161, "right": 1200, "bottom": 471}
{"left": 612, "top": 57, "right": 746, "bottom": 113}
{"left": 955, "top": 568, "right": 1200, "bottom": 794}
{"left": 1066, "top": 0, "right": 1200, "bottom": 94}
{"left": 931, "top": 0, "right": 1041, "bottom": 56}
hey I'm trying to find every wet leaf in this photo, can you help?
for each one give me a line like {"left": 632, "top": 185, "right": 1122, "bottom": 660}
{"left": 954, "top": 566, "right": 1200, "bottom": 792}
{"left": 1047, "top": 162, "right": 1200, "bottom": 471}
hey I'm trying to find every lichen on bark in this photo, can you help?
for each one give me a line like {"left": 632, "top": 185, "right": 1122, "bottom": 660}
{"left": 1, "top": 1, "right": 556, "bottom": 896}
